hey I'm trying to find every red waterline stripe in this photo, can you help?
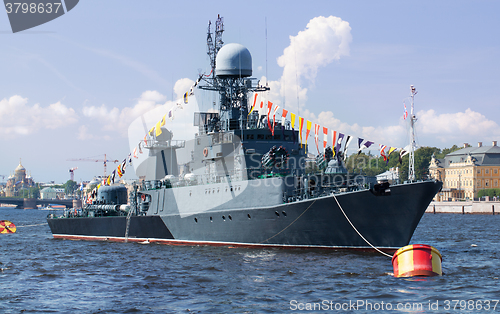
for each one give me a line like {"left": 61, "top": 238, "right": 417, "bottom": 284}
{"left": 52, "top": 234, "right": 398, "bottom": 252}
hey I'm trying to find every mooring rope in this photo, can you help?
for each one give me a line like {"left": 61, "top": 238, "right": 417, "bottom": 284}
{"left": 259, "top": 199, "right": 317, "bottom": 244}
{"left": 332, "top": 193, "right": 392, "bottom": 258}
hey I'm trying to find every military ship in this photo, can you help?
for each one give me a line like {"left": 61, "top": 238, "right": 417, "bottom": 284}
{"left": 47, "top": 16, "right": 442, "bottom": 251}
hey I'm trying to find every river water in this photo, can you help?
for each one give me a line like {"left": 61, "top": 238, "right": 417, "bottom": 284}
{"left": 1, "top": 207, "right": 499, "bottom": 313}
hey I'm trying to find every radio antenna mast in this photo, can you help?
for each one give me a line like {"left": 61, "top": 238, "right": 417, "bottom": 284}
{"left": 408, "top": 85, "right": 418, "bottom": 182}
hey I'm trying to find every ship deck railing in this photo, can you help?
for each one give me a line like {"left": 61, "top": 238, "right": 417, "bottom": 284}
{"left": 143, "top": 139, "right": 186, "bottom": 150}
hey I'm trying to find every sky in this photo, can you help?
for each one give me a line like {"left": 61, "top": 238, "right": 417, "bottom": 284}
{"left": 1, "top": 0, "right": 500, "bottom": 183}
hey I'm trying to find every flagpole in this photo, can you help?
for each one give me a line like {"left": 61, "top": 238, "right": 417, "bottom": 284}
{"left": 408, "top": 85, "right": 418, "bottom": 182}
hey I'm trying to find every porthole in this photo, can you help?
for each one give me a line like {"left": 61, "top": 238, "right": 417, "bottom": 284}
{"left": 228, "top": 215, "right": 232, "bottom": 220}
{"left": 282, "top": 211, "right": 287, "bottom": 217}
{"left": 247, "top": 214, "right": 251, "bottom": 219}
{"left": 210, "top": 216, "right": 213, "bottom": 222}
{"left": 222, "top": 215, "right": 226, "bottom": 221}
{"left": 194, "top": 218, "right": 198, "bottom": 223}
{"left": 275, "top": 211, "right": 280, "bottom": 217}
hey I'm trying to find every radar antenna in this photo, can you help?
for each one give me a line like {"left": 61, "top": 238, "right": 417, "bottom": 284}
{"left": 408, "top": 85, "right": 418, "bottom": 182}
{"left": 200, "top": 15, "right": 269, "bottom": 132}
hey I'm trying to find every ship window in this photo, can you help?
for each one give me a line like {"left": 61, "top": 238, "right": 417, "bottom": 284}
{"left": 194, "top": 218, "right": 198, "bottom": 223}
{"left": 274, "top": 135, "right": 281, "bottom": 140}
{"left": 266, "top": 135, "right": 272, "bottom": 140}
{"left": 222, "top": 215, "right": 226, "bottom": 220}
{"left": 210, "top": 216, "right": 213, "bottom": 222}
{"left": 197, "top": 138, "right": 201, "bottom": 145}
{"left": 228, "top": 215, "right": 232, "bottom": 220}
{"left": 285, "top": 135, "right": 291, "bottom": 141}
{"left": 247, "top": 214, "right": 251, "bottom": 219}
{"left": 257, "top": 134, "right": 264, "bottom": 140}
{"left": 282, "top": 211, "right": 287, "bottom": 216}
{"left": 246, "top": 134, "right": 254, "bottom": 140}
{"left": 275, "top": 211, "right": 280, "bottom": 217}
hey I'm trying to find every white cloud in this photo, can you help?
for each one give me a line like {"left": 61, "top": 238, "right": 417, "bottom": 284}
{"left": 81, "top": 79, "right": 196, "bottom": 139}
{"left": 0, "top": 95, "right": 78, "bottom": 136}
{"left": 173, "top": 78, "right": 195, "bottom": 99}
{"left": 77, "top": 125, "right": 94, "bottom": 140}
{"left": 265, "top": 16, "right": 352, "bottom": 110}
{"left": 314, "top": 107, "right": 500, "bottom": 151}
{"left": 82, "top": 90, "right": 169, "bottom": 136}
{"left": 417, "top": 108, "right": 500, "bottom": 143}
{"left": 316, "top": 110, "right": 405, "bottom": 147}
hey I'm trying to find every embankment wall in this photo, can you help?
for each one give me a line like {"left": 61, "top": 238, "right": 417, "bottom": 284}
{"left": 426, "top": 201, "right": 498, "bottom": 214}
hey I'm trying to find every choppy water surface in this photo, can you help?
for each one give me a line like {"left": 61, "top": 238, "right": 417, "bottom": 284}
{"left": 1, "top": 207, "right": 499, "bottom": 313}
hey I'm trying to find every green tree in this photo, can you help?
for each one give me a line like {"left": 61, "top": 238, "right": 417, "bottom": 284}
{"left": 346, "top": 152, "right": 387, "bottom": 177}
{"left": 343, "top": 144, "right": 463, "bottom": 182}
{"left": 16, "top": 187, "right": 40, "bottom": 198}
{"left": 63, "top": 180, "right": 78, "bottom": 195}
{"left": 399, "top": 147, "right": 441, "bottom": 181}
{"left": 435, "top": 144, "right": 462, "bottom": 159}
{"left": 477, "top": 189, "right": 500, "bottom": 198}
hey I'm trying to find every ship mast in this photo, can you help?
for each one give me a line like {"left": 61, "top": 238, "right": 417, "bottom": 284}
{"left": 408, "top": 85, "right": 418, "bottom": 182}
{"left": 206, "top": 15, "right": 224, "bottom": 79}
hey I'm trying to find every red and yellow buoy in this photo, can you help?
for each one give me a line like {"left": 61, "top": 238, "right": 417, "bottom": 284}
{"left": 392, "top": 244, "right": 442, "bottom": 277}
{"left": 0, "top": 220, "right": 17, "bottom": 234}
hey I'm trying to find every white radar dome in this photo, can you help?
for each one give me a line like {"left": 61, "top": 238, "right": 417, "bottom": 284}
{"left": 215, "top": 43, "right": 252, "bottom": 77}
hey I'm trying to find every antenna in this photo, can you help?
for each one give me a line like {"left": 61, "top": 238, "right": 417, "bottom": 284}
{"left": 265, "top": 17, "right": 268, "bottom": 87}
{"left": 207, "top": 15, "right": 224, "bottom": 78}
{"left": 408, "top": 85, "right": 418, "bottom": 182}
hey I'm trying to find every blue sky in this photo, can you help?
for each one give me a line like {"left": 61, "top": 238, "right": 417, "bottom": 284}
{"left": 1, "top": 1, "right": 500, "bottom": 183}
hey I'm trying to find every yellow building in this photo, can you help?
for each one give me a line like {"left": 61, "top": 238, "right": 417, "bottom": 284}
{"left": 429, "top": 141, "right": 500, "bottom": 201}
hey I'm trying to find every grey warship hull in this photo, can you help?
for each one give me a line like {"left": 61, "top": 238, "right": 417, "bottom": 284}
{"left": 48, "top": 180, "right": 441, "bottom": 250}
{"left": 48, "top": 15, "right": 442, "bottom": 251}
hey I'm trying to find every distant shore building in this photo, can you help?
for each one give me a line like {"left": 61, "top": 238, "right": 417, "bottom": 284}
{"left": 429, "top": 141, "right": 500, "bottom": 200}
{"left": 40, "top": 187, "right": 57, "bottom": 200}
{"left": 5, "top": 160, "right": 35, "bottom": 197}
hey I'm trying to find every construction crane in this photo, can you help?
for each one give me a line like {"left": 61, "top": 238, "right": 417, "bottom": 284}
{"left": 69, "top": 167, "right": 78, "bottom": 181}
{"left": 67, "top": 154, "right": 119, "bottom": 177}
